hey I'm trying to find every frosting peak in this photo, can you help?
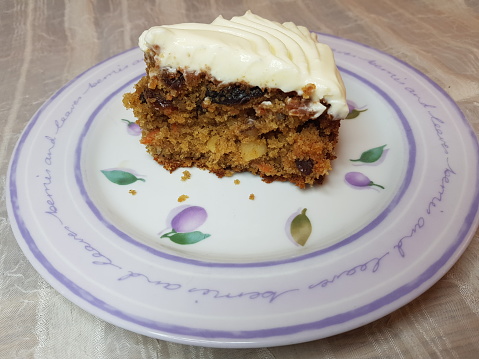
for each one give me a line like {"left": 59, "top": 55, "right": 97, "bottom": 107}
{"left": 139, "top": 11, "right": 348, "bottom": 119}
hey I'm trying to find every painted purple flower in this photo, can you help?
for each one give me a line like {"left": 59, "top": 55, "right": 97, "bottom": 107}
{"left": 347, "top": 100, "right": 357, "bottom": 113}
{"left": 345, "top": 171, "right": 384, "bottom": 189}
{"left": 171, "top": 206, "right": 207, "bottom": 233}
{"left": 346, "top": 100, "right": 368, "bottom": 119}
{"left": 160, "top": 206, "right": 210, "bottom": 245}
{"left": 121, "top": 119, "right": 141, "bottom": 136}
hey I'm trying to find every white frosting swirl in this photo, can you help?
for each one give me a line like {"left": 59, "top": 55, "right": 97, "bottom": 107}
{"left": 139, "top": 11, "right": 348, "bottom": 119}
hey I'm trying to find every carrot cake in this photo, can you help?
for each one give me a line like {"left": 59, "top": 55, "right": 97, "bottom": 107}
{"left": 123, "top": 11, "right": 348, "bottom": 188}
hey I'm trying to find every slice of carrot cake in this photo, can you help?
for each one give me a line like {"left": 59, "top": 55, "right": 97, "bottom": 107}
{"left": 123, "top": 11, "right": 348, "bottom": 188}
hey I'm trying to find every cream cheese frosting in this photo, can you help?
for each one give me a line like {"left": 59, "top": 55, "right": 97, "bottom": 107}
{"left": 139, "top": 11, "right": 348, "bottom": 119}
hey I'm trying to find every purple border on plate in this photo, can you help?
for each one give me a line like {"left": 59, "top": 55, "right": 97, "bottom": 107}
{"left": 74, "top": 66, "right": 415, "bottom": 268}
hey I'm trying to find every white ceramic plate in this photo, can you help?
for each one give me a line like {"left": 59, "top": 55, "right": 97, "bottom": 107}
{"left": 7, "top": 34, "right": 479, "bottom": 348}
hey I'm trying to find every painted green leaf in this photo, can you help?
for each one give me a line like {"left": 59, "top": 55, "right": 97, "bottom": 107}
{"left": 290, "top": 208, "right": 312, "bottom": 246}
{"left": 161, "top": 230, "right": 211, "bottom": 245}
{"left": 101, "top": 169, "right": 145, "bottom": 185}
{"left": 350, "top": 145, "right": 387, "bottom": 163}
{"left": 346, "top": 108, "right": 367, "bottom": 119}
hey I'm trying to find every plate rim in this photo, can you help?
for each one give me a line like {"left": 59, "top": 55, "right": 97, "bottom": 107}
{"left": 6, "top": 33, "right": 479, "bottom": 348}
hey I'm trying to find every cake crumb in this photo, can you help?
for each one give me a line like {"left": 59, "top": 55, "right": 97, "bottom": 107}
{"left": 234, "top": 179, "right": 240, "bottom": 185}
{"left": 181, "top": 170, "right": 191, "bottom": 181}
{"left": 178, "top": 194, "right": 189, "bottom": 202}
{"left": 129, "top": 189, "right": 137, "bottom": 195}
{"left": 249, "top": 193, "right": 255, "bottom": 200}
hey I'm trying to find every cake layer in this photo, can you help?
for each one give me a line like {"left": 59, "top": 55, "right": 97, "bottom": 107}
{"left": 123, "top": 53, "right": 340, "bottom": 188}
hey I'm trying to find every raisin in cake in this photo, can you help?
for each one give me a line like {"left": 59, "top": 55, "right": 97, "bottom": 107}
{"left": 123, "top": 11, "right": 348, "bottom": 188}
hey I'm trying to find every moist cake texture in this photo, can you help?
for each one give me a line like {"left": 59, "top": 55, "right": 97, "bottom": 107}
{"left": 123, "top": 11, "right": 348, "bottom": 188}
